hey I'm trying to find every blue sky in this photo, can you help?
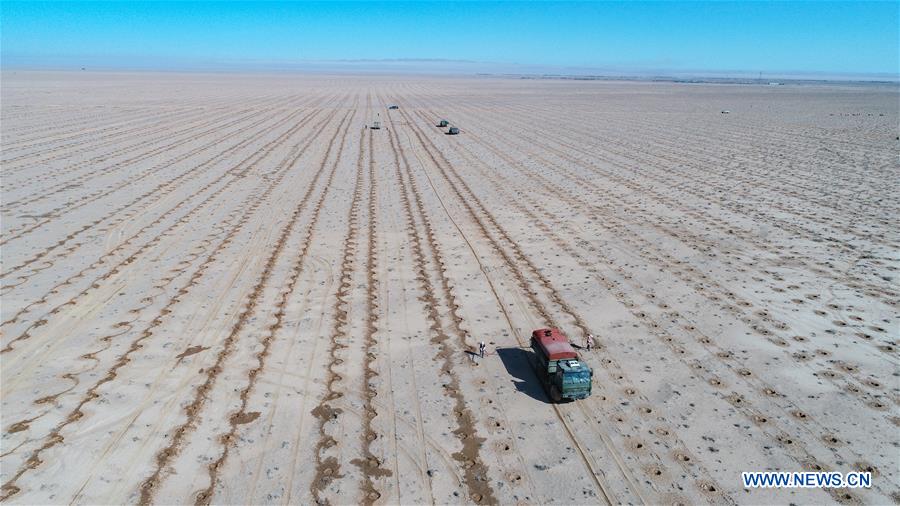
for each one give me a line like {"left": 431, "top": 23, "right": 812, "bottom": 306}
{"left": 2, "top": 1, "right": 898, "bottom": 76}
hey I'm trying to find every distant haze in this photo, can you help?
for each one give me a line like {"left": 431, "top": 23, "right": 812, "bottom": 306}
{"left": 2, "top": 1, "right": 898, "bottom": 80}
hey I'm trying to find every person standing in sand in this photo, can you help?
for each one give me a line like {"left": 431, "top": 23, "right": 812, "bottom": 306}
{"left": 479, "top": 341, "right": 486, "bottom": 359}
{"left": 585, "top": 333, "right": 595, "bottom": 351}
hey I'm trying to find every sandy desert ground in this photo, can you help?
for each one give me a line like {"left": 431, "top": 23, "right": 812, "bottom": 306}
{"left": 1, "top": 71, "right": 897, "bottom": 505}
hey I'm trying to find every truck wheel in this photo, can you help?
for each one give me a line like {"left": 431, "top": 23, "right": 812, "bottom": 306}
{"left": 550, "top": 384, "right": 561, "bottom": 403}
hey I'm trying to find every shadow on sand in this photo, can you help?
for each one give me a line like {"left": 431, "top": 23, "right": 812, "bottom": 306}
{"left": 496, "top": 347, "right": 552, "bottom": 404}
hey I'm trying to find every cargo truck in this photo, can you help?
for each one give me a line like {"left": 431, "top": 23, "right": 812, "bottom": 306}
{"left": 530, "top": 328, "right": 593, "bottom": 402}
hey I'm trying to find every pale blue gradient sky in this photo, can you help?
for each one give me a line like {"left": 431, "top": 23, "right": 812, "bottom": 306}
{"left": 2, "top": 1, "right": 898, "bottom": 76}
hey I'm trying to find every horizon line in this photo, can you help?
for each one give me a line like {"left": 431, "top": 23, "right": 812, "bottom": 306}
{"left": 2, "top": 57, "right": 897, "bottom": 83}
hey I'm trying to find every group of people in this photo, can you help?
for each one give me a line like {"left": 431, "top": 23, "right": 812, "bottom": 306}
{"left": 471, "top": 333, "right": 597, "bottom": 364}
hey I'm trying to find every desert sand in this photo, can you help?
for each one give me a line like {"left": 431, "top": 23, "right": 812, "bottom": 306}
{"left": 1, "top": 71, "right": 897, "bottom": 505}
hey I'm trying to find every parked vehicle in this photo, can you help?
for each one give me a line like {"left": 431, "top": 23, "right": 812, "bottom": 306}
{"left": 530, "top": 328, "right": 592, "bottom": 402}
{"left": 447, "top": 126, "right": 460, "bottom": 135}
{"left": 437, "top": 119, "right": 449, "bottom": 127}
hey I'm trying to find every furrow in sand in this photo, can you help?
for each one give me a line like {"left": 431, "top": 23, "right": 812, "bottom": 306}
{"left": 192, "top": 108, "right": 355, "bottom": 505}
{"left": 387, "top": 112, "right": 502, "bottom": 504}
{"left": 351, "top": 126, "right": 392, "bottom": 505}
{"left": 0, "top": 104, "right": 337, "bottom": 439}
{"left": 0, "top": 102, "right": 289, "bottom": 246}
{"left": 1, "top": 106, "right": 200, "bottom": 154}
{"left": 394, "top": 103, "right": 621, "bottom": 503}
{"left": 0, "top": 93, "right": 278, "bottom": 183}
{"left": 0, "top": 105, "right": 345, "bottom": 503}
{"left": 0, "top": 103, "right": 333, "bottom": 353}
{"left": 0, "top": 100, "right": 264, "bottom": 204}
{"left": 309, "top": 126, "right": 367, "bottom": 505}
{"left": 135, "top": 105, "right": 348, "bottom": 505}
{"left": 0, "top": 104, "right": 213, "bottom": 168}
{"left": 0, "top": 100, "right": 313, "bottom": 285}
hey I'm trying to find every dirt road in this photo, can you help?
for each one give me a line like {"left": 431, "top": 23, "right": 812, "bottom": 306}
{"left": 1, "top": 72, "right": 897, "bottom": 505}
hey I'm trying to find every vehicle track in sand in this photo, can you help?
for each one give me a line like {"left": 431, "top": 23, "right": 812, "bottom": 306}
{"left": 351, "top": 126, "right": 393, "bottom": 505}
{"left": 0, "top": 102, "right": 316, "bottom": 288}
{"left": 454, "top": 102, "right": 899, "bottom": 299}
{"left": 386, "top": 115, "right": 509, "bottom": 505}
{"left": 0, "top": 93, "right": 275, "bottom": 182}
{"left": 309, "top": 126, "right": 367, "bottom": 505}
{"left": 423, "top": 113, "right": 862, "bottom": 502}
{"left": 0, "top": 103, "right": 292, "bottom": 245}
{"left": 0, "top": 105, "right": 339, "bottom": 438}
{"left": 134, "top": 105, "right": 350, "bottom": 505}
{"left": 0, "top": 106, "right": 347, "bottom": 502}
{"left": 407, "top": 104, "right": 886, "bottom": 502}
{"left": 395, "top": 105, "right": 614, "bottom": 504}
{"left": 0, "top": 101, "right": 267, "bottom": 202}
{"left": 383, "top": 111, "right": 461, "bottom": 504}
{"left": 192, "top": 109, "right": 355, "bottom": 505}
{"left": 0, "top": 103, "right": 335, "bottom": 354}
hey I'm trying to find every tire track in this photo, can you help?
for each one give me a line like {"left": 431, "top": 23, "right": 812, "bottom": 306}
{"left": 451, "top": 101, "right": 897, "bottom": 305}
{"left": 309, "top": 127, "right": 366, "bottom": 506}
{"left": 351, "top": 126, "right": 393, "bottom": 505}
{"left": 136, "top": 100, "right": 349, "bottom": 506}
{"left": 0, "top": 105, "right": 335, "bottom": 425}
{"left": 386, "top": 117, "right": 501, "bottom": 505}
{"left": 0, "top": 104, "right": 283, "bottom": 243}
{"left": 0, "top": 107, "right": 345, "bottom": 500}
{"left": 367, "top": 115, "right": 439, "bottom": 502}
{"left": 0, "top": 102, "right": 308, "bottom": 284}
{"left": 410, "top": 106, "right": 878, "bottom": 503}
{"left": 192, "top": 108, "right": 354, "bottom": 505}
{"left": 0, "top": 102, "right": 258, "bottom": 200}
{"left": 0, "top": 105, "right": 210, "bottom": 166}
{"left": 396, "top": 103, "right": 673, "bottom": 504}
{"left": 1, "top": 94, "right": 275, "bottom": 182}
{"left": 0, "top": 103, "right": 335, "bottom": 354}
